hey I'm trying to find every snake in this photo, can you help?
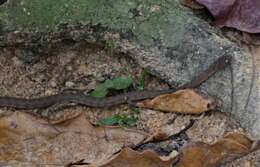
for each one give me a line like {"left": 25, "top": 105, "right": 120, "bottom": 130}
{"left": 0, "top": 54, "right": 231, "bottom": 109}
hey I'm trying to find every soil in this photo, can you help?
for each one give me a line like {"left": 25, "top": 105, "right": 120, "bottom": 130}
{"left": 0, "top": 40, "right": 258, "bottom": 166}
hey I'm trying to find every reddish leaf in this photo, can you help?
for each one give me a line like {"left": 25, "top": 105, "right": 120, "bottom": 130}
{"left": 196, "top": 0, "right": 260, "bottom": 33}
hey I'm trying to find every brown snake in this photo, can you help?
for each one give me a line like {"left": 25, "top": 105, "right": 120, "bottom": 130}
{"left": 0, "top": 55, "right": 231, "bottom": 109}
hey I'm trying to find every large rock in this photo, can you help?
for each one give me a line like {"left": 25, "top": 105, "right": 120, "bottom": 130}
{"left": 0, "top": 0, "right": 259, "bottom": 138}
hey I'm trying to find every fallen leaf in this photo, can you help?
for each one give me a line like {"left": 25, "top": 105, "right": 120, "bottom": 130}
{"left": 144, "top": 119, "right": 193, "bottom": 143}
{"left": 176, "top": 133, "right": 259, "bottom": 167}
{"left": 0, "top": 112, "right": 148, "bottom": 166}
{"left": 48, "top": 110, "right": 84, "bottom": 124}
{"left": 137, "top": 89, "right": 216, "bottom": 114}
{"left": 196, "top": 0, "right": 260, "bottom": 33}
{"left": 94, "top": 147, "right": 178, "bottom": 167}
{"left": 181, "top": 0, "right": 204, "bottom": 9}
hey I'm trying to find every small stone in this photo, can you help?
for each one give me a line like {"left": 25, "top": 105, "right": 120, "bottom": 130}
{"left": 95, "top": 73, "right": 106, "bottom": 82}
{"left": 59, "top": 51, "right": 77, "bottom": 66}
{"left": 78, "top": 64, "right": 88, "bottom": 74}
{"left": 49, "top": 80, "right": 57, "bottom": 88}
{"left": 45, "top": 89, "right": 54, "bottom": 96}
{"left": 0, "top": 109, "right": 8, "bottom": 115}
{"left": 65, "top": 81, "right": 75, "bottom": 87}
{"left": 12, "top": 56, "right": 23, "bottom": 66}
{"left": 66, "top": 66, "right": 73, "bottom": 71}
{"left": 150, "top": 5, "right": 161, "bottom": 12}
{"left": 85, "top": 81, "right": 97, "bottom": 90}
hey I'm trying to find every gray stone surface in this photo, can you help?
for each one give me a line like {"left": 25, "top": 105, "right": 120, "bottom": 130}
{"left": 117, "top": 30, "right": 259, "bottom": 138}
{"left": 0, "top": 0, "right": 259, "bottom": 138}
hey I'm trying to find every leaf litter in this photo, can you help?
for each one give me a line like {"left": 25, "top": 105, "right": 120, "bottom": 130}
{"left": 0, "top": 40, "right": 259, "bottom": 166}
{"left": 0, "top": 112, "right": 148, "bottom": 166}
{"left": 92, "top": 133, "right": 259, "bottom": 167}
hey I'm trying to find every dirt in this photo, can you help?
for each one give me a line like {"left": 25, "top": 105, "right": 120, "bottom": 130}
{"left": 0, "top": 41, "right": 258, "bottom": 166}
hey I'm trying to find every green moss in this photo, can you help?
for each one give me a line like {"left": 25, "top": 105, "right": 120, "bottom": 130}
{"left": 1, "top": 0, "right": 100, "bottom": 28}
{"left": 0, "top": 0, "right": 192, "bottom": 46}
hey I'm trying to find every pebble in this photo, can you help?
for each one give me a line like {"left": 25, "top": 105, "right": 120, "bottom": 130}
{"left": 66, "top": 66, "right": 73, "bottom": 71}
{"left": 78, "top": 64, "right": 88, "bottom": 74}
{"left": 12, "top": 56, "right": 23, "bottom": 66}
{"left": 65, "top": 81, "right": 75, "bottom": 87}
{"left": 45, "top": 89, "right": 54, "bottom": 96}
{"left": 50, "top": 80, "right": 57, "bottom": 88}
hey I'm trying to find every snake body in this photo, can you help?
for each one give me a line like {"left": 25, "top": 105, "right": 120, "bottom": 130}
{"left": 0, "top": 55, "right": 231, "bottom": 109}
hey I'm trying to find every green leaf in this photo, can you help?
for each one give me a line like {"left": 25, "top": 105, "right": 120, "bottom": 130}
{"left": 90, "top": 76, "right": 133, "bottom": 98}
{"left": 103, "top": 80, "right": 114, "bottom": 89}
{"left": 89, "top": 85, "right": 108, "bottom": 98}
{"left": 123, "top": 115, "right": 137, "bottom": 126}
{"left": 98, "top": 114, "right": 122, "bottom": 126}
{"left": 98, "top": 114, "right": 137, "bottom": 127}
{"left": 131, "top": 107, "right": 140, "bottom": 114}
{"left": 111, "top": 76, "right": 133, "bottom": 90}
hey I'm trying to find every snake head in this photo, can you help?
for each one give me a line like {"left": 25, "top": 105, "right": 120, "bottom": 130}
{"left": 223, "top": 54, "right": 232, "bottom": 65}
{"left": 215, "top": 54, "right": 232, "bottom": 70}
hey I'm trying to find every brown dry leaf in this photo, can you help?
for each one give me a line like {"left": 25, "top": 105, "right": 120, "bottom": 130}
{"left": 177, "top": 133, "right": 259, "bottom": 167}
{"left": 137, "top": 89, "right": 216, "bottom": 114}
{"left": 144, "top": 119, "right": 193, "bottom": 143}
{"left": 0, "top": 112, "right": 148, "bottom": 166}
{"left": 144, "top": 125, "right": 174, "bottom": 143}
{"left": 94, "top": 147, "right": 178, "bottom": 167}
{"left": 181, "top": 0, "right": 205, "bottom": 9}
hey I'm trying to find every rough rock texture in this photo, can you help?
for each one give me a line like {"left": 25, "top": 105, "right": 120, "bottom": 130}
{"left": 0, "top": 0, "right": 259, "bottom": 138}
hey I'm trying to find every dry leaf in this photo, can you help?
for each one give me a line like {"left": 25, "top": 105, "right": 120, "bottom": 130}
{"left": 181, "top": 0, "right": 204, "bottom": 9}
{"left": 0, "top": 112, "right": 148, "bottom": 166}
{"left": 144, "top": 119, "right": 193, "bottom": 143}
{"left": 94, "top": 147, "right": 178, "bottom": 167}
{"left": 196, "top": 0, "right": 260, "bottom": 33}
{"left": 177, "top": 133, "right": 259, "bottom": 167}
{"left": 137, "top": 89, "right": 216, "bottom": 114}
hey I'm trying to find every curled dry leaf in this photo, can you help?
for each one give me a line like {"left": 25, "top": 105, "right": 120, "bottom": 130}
{"left": 0, "top": 112, "right": 148, "bottom": 166}
{"left": 94, "top": 147, "right": 178, "bottom": 167}
{"left": 177, "top": 133, "right": 259, "bottom": 167}
{"left": 196, "top": 0, "right": 260, "bottom": 33}
{"left": 137, "top": 89, "right": 216, "bottom": 114}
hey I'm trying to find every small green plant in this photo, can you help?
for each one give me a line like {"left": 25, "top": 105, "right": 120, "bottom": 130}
{"left": 137, "top": 68, "right": 148, "bottom": 90}
{"left": 90, "top": 76, "right": 133, "bottom": 98}
{"left": 92, "top": 75, "right": 142, "bottom": 127}
{"left": 131, "top": 107, "right": 140, "bottom": 114}
{"left": 104, "top": 39, "right": 117, "bottom": 50}
{"left": 98, "top": 114, "right": 137, "bottom": 127}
